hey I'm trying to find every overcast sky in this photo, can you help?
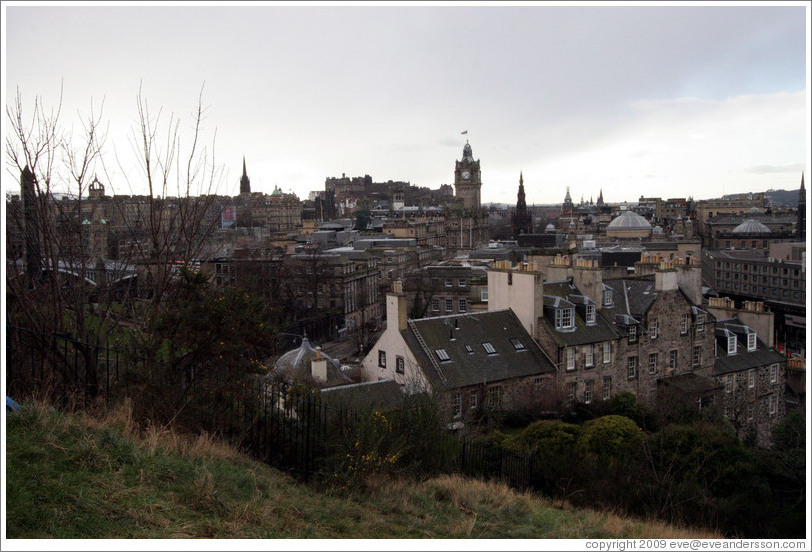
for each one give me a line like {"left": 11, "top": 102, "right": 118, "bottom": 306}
{"left": 3, "top": 2, "right": 809, "bottom": 205}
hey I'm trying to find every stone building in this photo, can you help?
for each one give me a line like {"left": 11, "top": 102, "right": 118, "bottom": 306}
{"left": 361, "top": 283, "right": 557, "bottom": 423}
{"left": 713, "top": 318, "right": 787, "bottom": 447}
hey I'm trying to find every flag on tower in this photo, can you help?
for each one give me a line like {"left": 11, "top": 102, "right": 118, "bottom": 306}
{"left": 461, "top": 130, "right": 468, "bottom": 135}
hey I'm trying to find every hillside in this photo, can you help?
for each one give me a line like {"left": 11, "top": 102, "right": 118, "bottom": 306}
{"left": 5, "top": 401, "right": 721, "bottom": 540}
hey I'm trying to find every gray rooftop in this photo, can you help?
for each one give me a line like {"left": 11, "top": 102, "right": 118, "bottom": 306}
{"left": 403, "top": 309, "right": 556, "bottom": 390}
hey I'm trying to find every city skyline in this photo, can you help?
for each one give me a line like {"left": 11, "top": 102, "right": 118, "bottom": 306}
{"left": 3, "top": 2, "right": 809, "bottom": 205}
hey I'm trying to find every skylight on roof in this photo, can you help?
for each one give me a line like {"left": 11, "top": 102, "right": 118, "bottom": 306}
{"left": 435, "top": 348, "right": 450, "bottom": 361}
{"left": 465, "top": 345, "right": 474, "bottom": 354}
{"left": 482, "top": 342, "right": 496, "bottom": 354}
{"left": 509, "top": 338, "right": 526, "bottom": 350}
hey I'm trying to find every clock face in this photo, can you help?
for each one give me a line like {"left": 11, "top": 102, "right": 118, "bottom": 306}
{"left": 461, "top": 171, "right": 471, "bottom": 180}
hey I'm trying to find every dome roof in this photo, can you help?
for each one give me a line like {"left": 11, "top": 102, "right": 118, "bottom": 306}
{"left": 274, "top": 336, "right": 352, "bottom": 386}
{"left": 732, "top": 219, "right": 771, "bottom": 234}
{"left": 606, "top": 210, "right": 652, "bottom": 230}
{"left": 462, "top": 141, "right": 474, "bottom": 162}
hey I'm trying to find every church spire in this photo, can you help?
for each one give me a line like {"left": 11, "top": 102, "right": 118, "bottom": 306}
{"left": 239, "top": 156, "right": 251, "bottom": 195}
{"left": 513, "top": 171, "right": 531, "bottom": 238}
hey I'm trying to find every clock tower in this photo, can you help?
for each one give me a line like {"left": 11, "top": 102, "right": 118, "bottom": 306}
{"left": 454, "top": 141, "right": 482, "bottom": 209}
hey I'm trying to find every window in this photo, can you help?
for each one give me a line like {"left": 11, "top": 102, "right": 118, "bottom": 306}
{"left": 627, "top": 356, "right": 638, "bottom": 379}
{"left": 692, "top": 346, "right": 701, "bottom": 367}
{"left": 509, "top": 338, "right": 526, "bottom": 351}
{"left": 555, "top": 308, "right": 574, "bottom": 330}
{"left": 603, "top": 342, "right": 612, "bottom": 364}
{"left": 452, "top": 392, "right": 462, "bottom": 419}
{"left": 603, "top": 289, "right": 613, "bottom": 307}
{"left": 585, "top": 304, "right": 596, "bottom": 325}
{"left": 482, "top": 342, "right": 496, "bottom": 354}
{"left": 628, "top": 325, "right": 637, "bottom": 342}
{"left": 770, "top": 364, "right": 778, "bottom": 384}
{"left": 584, "top": 380, "right": 593, "bottom": 404}
{"left": 469, "top": 389, "right": 478, "bottom": 409}
{"left": 727, "top": 335, "right": 737, "bottom": 355}
{"left": 602, "top": 377, "right": 612, "bottom": 400}
{"left": 585, "top": 344, "right": 594, "bottom": 367}
{"left": 725, "top": 374, "right": 733, "bottom": 394}
{"left": 681, "top": 314, "right": 689, "bottom": 335}
{"left": 747, "top": 404, "right": 754, "bottom": 421}
{"left": 507, "top": 272, "right": 512, "bottom": 285}
{"left": 669, "top": 350, "right": 678, "bottom": 372}
{"left": 649, "top": 353, "right": 658, "bottom": 375}
{"left": 746, "top": 369, "right": 755, "bottom": 389}
{"left": 458, "top": 278, "right": 467, "bottom": 288}
{"left": 445, "top": 299, "right": 453, "bottom": 312}
{"left": 566, "top": 347, "right": 576, "bottom": 371}
{"left": 378, "top": 350, "right": 386, "bottom": 368}
{"left": 568, "top": 382, "right": 577, "bottom": 402}
{"left": 435, "top": 348, "right": 450, "bottom": 362}
{"left": 396, "top": 356, "right": 405, "bottom": 375}
{"left": 534, "top": 377, "right": 544, "bottom": 391}
{"left": 431, "top": 298, "right": 439, "bottom": 312}
{"left": 465, "top": 345, "right": 474, "bottom": 354}
{"left": 769, "top": 395, "right": 776, "bottom": 416}
{"left": 649, "top": 317, "right": 659, "bottom": 339}
{"left": 459, "top": 299, "right": 467, "bottom": 313}
{"left": 696, "top": 314, "right": 705, "bottom": 332}
{"left": 445, "top": 278, "right": 453, "bottom": 287}
{"left": 487, "top": 386, "right": 502, "bottom": 408}
{"left": 480, "top": 288, "right": 488, "bottom": 302}
{"left": 747, "top": 332, "right": 757, "bottom": 352}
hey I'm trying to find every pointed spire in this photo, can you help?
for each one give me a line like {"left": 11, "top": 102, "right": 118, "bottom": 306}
{"left": 239, "top": 156, "right": 251, "bottom": 195}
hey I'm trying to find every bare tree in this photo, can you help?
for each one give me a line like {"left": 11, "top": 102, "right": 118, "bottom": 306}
{"left": 5, "top": 84, "right": 224, "bottom": 400}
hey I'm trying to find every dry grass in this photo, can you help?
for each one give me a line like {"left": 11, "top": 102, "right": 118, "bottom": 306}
{"left": 7, "top": 401, "right": 723, "bottom": 539}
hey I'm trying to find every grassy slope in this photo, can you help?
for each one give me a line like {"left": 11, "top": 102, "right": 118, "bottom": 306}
{"left": 5, "top": 402, "right": 720, "bottom": 539}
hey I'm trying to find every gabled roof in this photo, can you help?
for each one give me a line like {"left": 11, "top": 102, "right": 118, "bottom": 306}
{"left": 601, "top": 278, "right": 659, "bottom": 319}
{"left": 320, "top": 379, "right": 404, "bottom": 412}
{"left": 714, "top": 318, "right": 786, "bottom": 375}
{"left": 402, "top": 309, "right": 556, "bottom": 390}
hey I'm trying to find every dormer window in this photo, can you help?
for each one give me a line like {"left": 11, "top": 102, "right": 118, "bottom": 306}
{"left": 603, "top": 289, "right": 613, "bottom": 307}
{"left": 747, "top": 332, "right": 757, "bottom": 352}
{"left": 727, "top": 335, "right": 737, "bottom": 355}
{"left": 585, "top": 304, "right": 596, "bottom": 325}
{"left": 696, "top": 314, "right": 705, "bottom": 332}
{"left": 628, "top": 325, "right": 637, "bottom": 343}
{"left": 555, "top": 307, "right": 574, "bottom": 330}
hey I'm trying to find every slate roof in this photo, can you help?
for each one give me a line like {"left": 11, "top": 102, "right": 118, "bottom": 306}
{"left": 601, "top": 277, "right": 659, "bottom": 320}
{"left": 539, "top": 281, "right": 619, "bottom": 347}
{"left": 403, "top": 309, "right": 556, "bottom": 390}
{"left": 320, "top": 379, "right": 404, "bottom": 412}
{"left": 714, "top": 318, "right": 786, "bottom": 375}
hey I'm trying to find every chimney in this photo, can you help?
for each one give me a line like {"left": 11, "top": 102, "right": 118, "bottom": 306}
{"left": 387, "top": 280, "right": 408, "bottom": 332}
{"left": 572, "top": 257, "right": 603, "bottom": 308}
{"left": 675, "top": 257, "right": 702, "bottom": 305}
{"left": 487, "top": 263, "right": 543, "bottom": 339}
{"left": 311, "top": 348, "right": 328, "bottom": 384}
{"left": 654, "top": 262, "right": 678, "bottom": 292}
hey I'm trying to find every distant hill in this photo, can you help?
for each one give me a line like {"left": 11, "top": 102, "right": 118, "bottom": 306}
{"left": 721, "top": 188, "right": 802, "bottom": 207}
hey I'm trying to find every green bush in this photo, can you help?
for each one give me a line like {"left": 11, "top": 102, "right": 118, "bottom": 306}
{"left": 578, "top": 415, "right": 644, "bottom": 457}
